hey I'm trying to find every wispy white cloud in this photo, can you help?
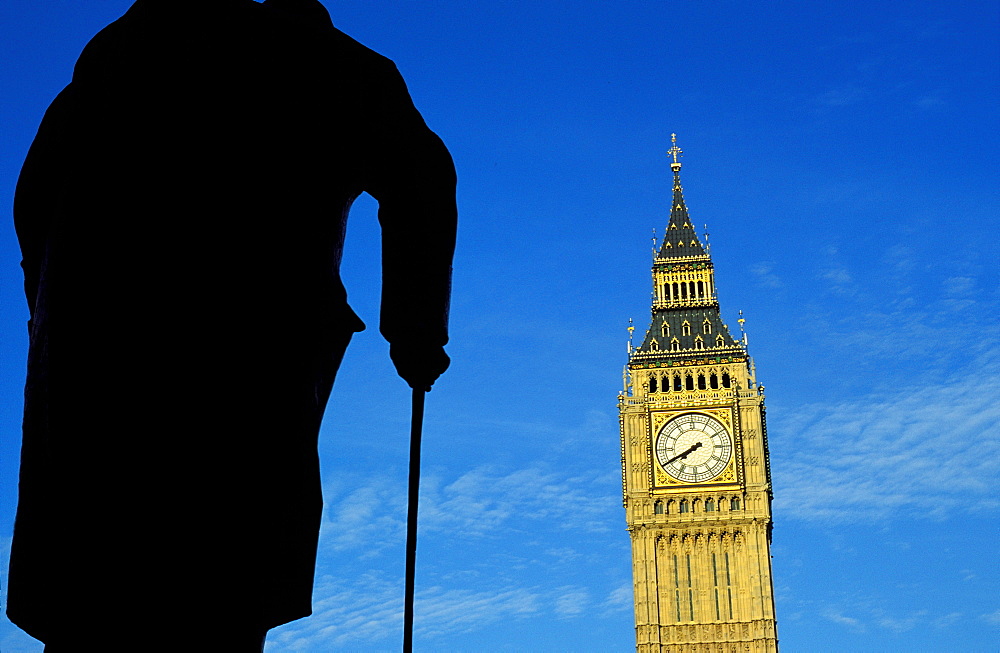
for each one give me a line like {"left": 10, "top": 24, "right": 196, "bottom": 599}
{"left": 273, "top": 461, "right": 628, "bottom": 649}
{"left": 319, "top": 478, "right": 406, "bottom": 557}
{"left": 266, "top": 573, "right": 401, "bottom": 651}
{"left": 321, "top": 460, "right": 618, "bottom": 554}
{"left": 819, "top": 267, "right": 852, "bottom": 287}
{"left": 773, "top": 347, "right": 1000, "bottom": 522}
{"left": 823, "top": 609, "right": 865, "bottom": 631}
{"left": 884, "top": 244, "right": 916, "bottom": 275}
{"left": 877, "top": 610, "right": 927, "bottom": 633}
{"left": 981, "top": 609, "right": 1000, "bottom": 626}
{"left": 914, "top": 93, "right": 947, "bottom": 110}
{"left": 553, "top": 585, "right": 590, "bottom": 617}
{"left": 266, "top": 575, "right": 622, "bottom": 650}
{"left": 418, "top": 464, "right": 617, "bottom": 537}
{"left": 933, "top": 612, "right": 962, "bottom": 629}
{"left": 0, "top": 629, "right": 43, "bottom": 653}
{"left": 0, "top": 539, "right": 42, "bottom": 653}
{"left": 817, "top": 85, "right": 867, "bottom": 107}
{"left": 269, "top": 575, "right": 535, "bottom": 650}
{"left": 821, "top": 604, "right": 960, "bottom": 635}
{"left": 943, "top": 276, "right": 975, "bottom": 295}
{"left": 600, "top": 583, "right": 633, "bottom": 615}
{"left": 415, "top": 585, "right": 542, "bottom": 637}
{"left": 544, "top": 546, "right": 584, "bottom": 563}
{"left": 751, "top": 261, "right": 783, "bottom": 289}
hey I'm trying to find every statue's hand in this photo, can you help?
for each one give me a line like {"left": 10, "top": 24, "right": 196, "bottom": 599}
{"left": 390, "top": 342, "right": 450, "bottom": 392}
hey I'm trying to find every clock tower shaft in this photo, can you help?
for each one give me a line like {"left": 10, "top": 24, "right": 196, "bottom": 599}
{"left": 619, "top": 137, "right": 778, "bottom": 652}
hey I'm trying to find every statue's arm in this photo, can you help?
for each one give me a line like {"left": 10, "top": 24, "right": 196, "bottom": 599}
{"left": 365, "top": 62, "right": 458, "bottom": 387}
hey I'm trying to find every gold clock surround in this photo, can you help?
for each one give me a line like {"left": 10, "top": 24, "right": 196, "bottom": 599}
{"left": 652, "top": 410, "right": 737, "bottom": 487}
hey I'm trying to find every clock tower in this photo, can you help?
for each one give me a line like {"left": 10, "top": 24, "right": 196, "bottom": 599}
{"left": 619, "top": 136, "right": 778, "bottom": 652}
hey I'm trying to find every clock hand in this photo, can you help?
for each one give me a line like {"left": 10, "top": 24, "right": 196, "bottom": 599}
{"left": 664, "top": 441, "right": 702, "bottom": 466}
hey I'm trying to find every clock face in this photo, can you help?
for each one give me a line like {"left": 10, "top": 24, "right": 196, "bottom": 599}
{"left": 655, "top": 413, "right": 733, "bottom": 483}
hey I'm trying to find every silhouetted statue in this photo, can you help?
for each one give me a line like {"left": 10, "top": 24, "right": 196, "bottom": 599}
{"left": 9, "top": 0, "right": 456, "bottom": 650}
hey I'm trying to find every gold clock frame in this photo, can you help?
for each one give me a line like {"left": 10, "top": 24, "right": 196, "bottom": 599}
{"left": 647, "top": 407, "right": 743, "bottom": 492}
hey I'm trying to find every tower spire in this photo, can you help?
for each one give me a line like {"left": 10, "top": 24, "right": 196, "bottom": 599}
{"left": 632, "top": 137, "right": 741, "bottom": 362}
{"left": 658, "top": 133, "right": 705, "bottom": 258}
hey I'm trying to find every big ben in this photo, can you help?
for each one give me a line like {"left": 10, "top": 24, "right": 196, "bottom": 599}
{"left": 619, "top": 136, "right": 778, "bottom": 652}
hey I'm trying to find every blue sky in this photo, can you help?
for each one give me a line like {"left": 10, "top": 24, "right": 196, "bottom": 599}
{"left": 2, "top": 1, "right": 998, "bottom": 651}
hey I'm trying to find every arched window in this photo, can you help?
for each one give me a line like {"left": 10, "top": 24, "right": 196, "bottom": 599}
{"left": 698, "top": 374, "right": 707, "bottom": 390}
{"left": 679, "top": 500, "right": 689, "bottom": 514}
{"left": 673, "top": 283, "right": 679, "bottom": 300}
{"left": 650, "top": 339, "right": 659, "bottom": 350}
{"left": 705, "top": 498, "right": 715, "bottom": 512}
{"left": 681, "top": 283, "right": 688, "bottom": 299}
{"left": 694, "top": 338, "right": 705, "bottom": 350}
{"left": 649, "top": 376, "right": 658, "bottom": 393}
{"left": 671, "top": 339, "right": 680, "bottom": 352}
{"left": 673, "top": 375, "right": 682, "bottom": 391}
{"left": 730, "top": 497, "right": 741, "bottom": 511}
{"left": 682, "top": 322, "right": 691, "bottom": 336}
{"left": 710, "top": 373, "right": 719, "bottom": 389}
{"left": 716, "top": 335, "right": 725, "bottom": 347}
{"left": 697, "top": 281, "right": 705, "bottom": 298}
{"left": 663, "top": 284, "right": 670, "bottom": 301}
{"left": 722, "top": 372, "right": 731, "bottom": 388}
{"left": 685, "top": 375, "right": 694, "bottom": 391}
{"left": 654, "top": 500, "right": 664, "bottom": 515}
{"left": 689, "top": 282, "right": 696, "bottom": 298}
{"left": 703, "top": 320, "right": 712, "bottom": 334}
{"left": 661, "top": 322, "right": 670, "bottom": 337}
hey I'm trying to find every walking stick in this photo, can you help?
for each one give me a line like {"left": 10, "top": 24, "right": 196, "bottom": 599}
{"left": 403, "top": 387, "right": 426, "bottom": 653}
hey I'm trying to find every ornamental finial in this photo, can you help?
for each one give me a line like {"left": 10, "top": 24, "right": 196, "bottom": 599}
{"left": 667, "top": 133, "right": 683, "bottom": 172}
{"left": 738, "top": 310, "right": 748, "bottom": 347}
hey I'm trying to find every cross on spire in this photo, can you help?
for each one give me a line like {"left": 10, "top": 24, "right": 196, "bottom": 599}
{"left": 667, "top": 133, "right": 683, "bottom": 172}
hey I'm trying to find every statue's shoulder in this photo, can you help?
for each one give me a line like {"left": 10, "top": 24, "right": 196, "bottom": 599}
{"left": 324, "top": 26, "right": 399, "bottom": 74}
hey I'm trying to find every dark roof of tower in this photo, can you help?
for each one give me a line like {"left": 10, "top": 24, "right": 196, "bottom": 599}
{"left": 632, "top": 308, "right": 742, "bottom": 362}
{"left": 657, "top": 139, "right": 706, "bottom": 259}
